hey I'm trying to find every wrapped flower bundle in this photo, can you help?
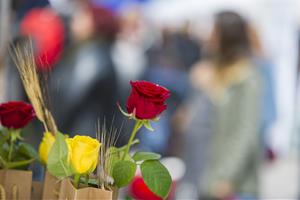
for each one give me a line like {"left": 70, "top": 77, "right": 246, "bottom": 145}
{"left": 8, "top": 40, "right": 173, "bottom": 199}
{"left": 0, "top": 101, "right": 37, "bottom": 199}
{"left": 40, "top": 132, "right": 110, "bottom": 199}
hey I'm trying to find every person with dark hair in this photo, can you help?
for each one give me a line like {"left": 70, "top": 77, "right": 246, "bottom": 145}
{"left": 212, "top": 11, "right": 251, "bottom": 66}
{"left": 189, "top": 11, "right": 263, "bottom": 199}
{"left": 48, "top": 2, "right": 120, "bottom": 135}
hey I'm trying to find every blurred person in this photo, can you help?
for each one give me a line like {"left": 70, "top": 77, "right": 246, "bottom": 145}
{"left": 170, "top": 21, "right": 202, "bottom": 71}
{"left": 48, "top": 3, "right": 120, "bottom": 135}
{"left": 248, "top": 27, "right": 277, "bottom": 162}
{"left": 175, "top": 89, "right": 214, "bottom": 199}
{"left": 12, "top": 0, "right": 49, "bottom": 20}
{"left": 112, "top": 7, "right": 147, "bottom": 104}
{"left": 111, "top": 7, "right": 152, "bottom": 145}
{"left": 137, "top": 26, "right": 200, "bottom": 154}
{"left": 146, "top": 26, "right": 201, "bottom": 72}
{"left": 189, "top": 11, "right": 263, "bottom": 199}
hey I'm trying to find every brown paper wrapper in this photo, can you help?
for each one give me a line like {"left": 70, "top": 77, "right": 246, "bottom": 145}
{"left": 0, "top": 169, "right": 32, "bottom": 200}
{"left": 32, "top": 181, "right": 43, "bottom": 200}
{"left": 112, "top": 187, "right": 119, "bottom": 200}
{"left": 58, "top": 179, "right": 112, "bottom": 200}
{"left": 42, "top": 171, "right": 61, "bottom": 200}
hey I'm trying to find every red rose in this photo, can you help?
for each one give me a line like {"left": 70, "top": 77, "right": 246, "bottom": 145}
{"left": 0, "top": 101, "right": 36, "bottom": 129}
{"left": 126, "top": 80, "right": 170, "bottom": 120}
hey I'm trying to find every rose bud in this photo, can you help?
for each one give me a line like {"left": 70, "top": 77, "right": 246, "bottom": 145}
{"left": 126, "top": 81, "right": 170, "bottom": 120}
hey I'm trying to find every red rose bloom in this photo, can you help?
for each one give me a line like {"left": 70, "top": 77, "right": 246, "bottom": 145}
{"left": 0, "top": 101, "right": 36, "bottom": 129}
{"left": 126, "top": 81, "right": 170, "bottom": 120}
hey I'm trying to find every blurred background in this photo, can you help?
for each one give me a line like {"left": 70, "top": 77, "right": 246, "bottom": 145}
{"left": 0, "top": 0, "right": 300, "bottom": 199}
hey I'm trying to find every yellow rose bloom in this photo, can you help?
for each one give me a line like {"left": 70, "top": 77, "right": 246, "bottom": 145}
{"left": 66, "top": 138, "right": 73, "bottom": 162}
{"left": 39, "top": 132, "right": 55, "bottom": 164}
{"left": 69, "top": 135, "right": 101, "bottom": 174}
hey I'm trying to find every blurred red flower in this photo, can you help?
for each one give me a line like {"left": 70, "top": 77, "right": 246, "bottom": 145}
{"left": 0, "top": 101, "right": 36, "bottom": 129}
{"left": 20, "top": 8, "right": 64, "bottom": 71}
{"left": 129, "top": 176, "right": 176, "bottom": 200}
{"left": 126, "top": 80, "right": 170, "bottom": 120}
{"left": 130, "top": 176, "right": 162, "bottom": 200}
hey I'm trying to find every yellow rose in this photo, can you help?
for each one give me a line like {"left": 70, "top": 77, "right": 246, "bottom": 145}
{"left": 66, "top": 138, "right": 73, "bottom": 162}
{"left": 39, "top": 132, "right": 55, "bottom": 164}
{"left": 69, "top": 135, "right": 101, "bottom": 174}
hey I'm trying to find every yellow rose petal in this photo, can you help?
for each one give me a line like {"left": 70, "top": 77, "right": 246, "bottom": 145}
{"left": 69, "top": 135, "right": 101, "bottom": 174}
{"left": 38, "top": 132, "right": 55, "bottom": 164}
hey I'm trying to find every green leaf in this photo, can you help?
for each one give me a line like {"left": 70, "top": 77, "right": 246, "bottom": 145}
{"left": 0, "top": 155, "right": 7, "bottom": 168}
{"left": 125, "top": 196, "right": 134, "bottom": 200}
{"left": 107, "top": 147, "right": 129, "bottom": 177}
{"left": 141, "top": 160, "right": 172, "bottom": 199}
{"left": 0, "top": 139, "right": 9, "bottom": 160}
{"left": 5, "top": 158, "right": 36, "bottom": 169}
{"left": 18, "top": 142, "right": 38, "bottom": 159}
{"left": 106, "top": 141, "right": 139, "bottom": 177}
{"left": 10, "top": 129, "right": 23, "bottom": 142}
{"left": 132, "top": 152, "right": 161, "bottom": 162}
{"left": 143, "top": 120, "right": 154, "bottom": 131}
{"left": 0, "top": 131, "right": 9, "bottom": 146}
{"left": 0, "top": 130, "right": 10, "bottom": 157}
{"left": 112, "top": 160, "right": 137, "bottom": 188}
{"left": 86, "top": 177, "right": 98, "bottom": 186}
{"left": 47, "top": 132, "right": 73, "bottom": 179}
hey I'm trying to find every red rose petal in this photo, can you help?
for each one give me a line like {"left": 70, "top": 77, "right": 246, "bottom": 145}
{"left": 127, "top": 81, "right": 170, "bottom": 120}
{"left": 0, "top": 101, "right": 35, "bottom": 129}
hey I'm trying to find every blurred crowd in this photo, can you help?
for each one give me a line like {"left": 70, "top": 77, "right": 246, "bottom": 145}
{"left": 0, "top": 0, "right": 297, "bottom": 199}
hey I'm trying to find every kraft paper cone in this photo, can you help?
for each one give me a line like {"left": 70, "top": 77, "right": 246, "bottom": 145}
{"left": 32, "top": 181, "right": 43, "bottom": 199}
{"left": 0, "top": 169, "right": 32, "bottom": 200}
{"left": 58, "top": 179, "right": 112, "bottom": 200}
{"left": 42, "top": 171, "right": 61, "bottom": 200}
{"left": 112, "top": 187, "right": 119, "bottom": 200}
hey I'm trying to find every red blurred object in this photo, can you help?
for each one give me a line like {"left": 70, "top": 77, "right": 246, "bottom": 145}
{"left": 129, "top": 176, "right": 176, "bottom": 200}
{"left": 130, "top": 176, "right": 161, "bottom": 200}
{"left": 20, "top": 8, "right": 64, "bottom": 71}
{"left": 88, "top": 5, "right": 120, "bottom": 41}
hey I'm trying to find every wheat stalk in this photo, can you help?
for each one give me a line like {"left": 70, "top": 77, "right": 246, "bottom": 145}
{"left": 9, "top": 39, "right": 57, "bottom": 135}
{"left": 96, "top": 118, "right": 121, "bottom": 190}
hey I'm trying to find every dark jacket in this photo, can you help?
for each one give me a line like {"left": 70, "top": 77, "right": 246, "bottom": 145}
{"left": 49, "top": 40, "right": 119, "bottom": 135}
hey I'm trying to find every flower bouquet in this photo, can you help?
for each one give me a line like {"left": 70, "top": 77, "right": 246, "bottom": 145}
{"left": 0, "top": 101, "right": 37, "bottom": 200}
{"left": 106, "top": 80, "right": 173, "bottom": 199}
{"left": 11, "top": 40, "right": 173, "bottom": 199}
{"left": 40, "top": 132, "right": 112, "bottom": 200}
{"left": 11, "top": 41, "right": 114, "bottom": 199}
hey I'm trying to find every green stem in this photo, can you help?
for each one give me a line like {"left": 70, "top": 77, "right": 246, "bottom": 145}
{"left": 122, "top": 120, "right": 142, "bottom": 160}
{"left": 7, "top": 129, "right": 21, "bottom": 162}
{"left": 74, "top": 174, "right": 81, "bottom": 188}
{"left": 8, "top": 131, "right": 14, "bottom": 162}
{"left": 84, "top": 174, "right": 89, "bottom": 185}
